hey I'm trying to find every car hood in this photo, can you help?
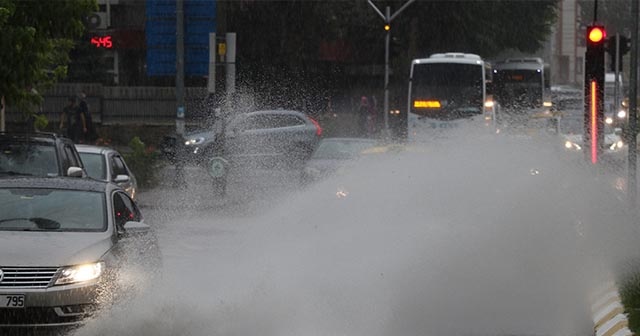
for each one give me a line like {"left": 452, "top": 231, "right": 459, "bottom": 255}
{"left": 0, "top": 231, "right": 113, "bottom": 266}
{"left": 185, "top": 129, "right": 217, "bottom": 142}
{"left": 305, "top": 158, "right": 352, "bottom": 174}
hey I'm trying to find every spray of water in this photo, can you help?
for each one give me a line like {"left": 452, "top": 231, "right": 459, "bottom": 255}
{"left": 73, "top": 123, "right": 640, "bottom": 336}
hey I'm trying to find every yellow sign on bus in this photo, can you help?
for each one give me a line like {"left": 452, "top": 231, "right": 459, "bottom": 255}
{"left": 414, "top": 100, "right": 441, "bottom": 108}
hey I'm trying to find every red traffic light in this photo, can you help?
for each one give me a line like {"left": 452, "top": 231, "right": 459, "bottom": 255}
{"left": 588, "top": 27, "right": 606, "bottom": 43}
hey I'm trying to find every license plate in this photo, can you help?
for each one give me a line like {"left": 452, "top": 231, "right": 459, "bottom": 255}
{"left": 1, "top": 294, "right": 25, "bottom": 308}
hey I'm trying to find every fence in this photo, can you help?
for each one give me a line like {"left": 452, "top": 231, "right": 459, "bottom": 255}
{"left": 6, "top": 83, "right": 212, "bottom": 126}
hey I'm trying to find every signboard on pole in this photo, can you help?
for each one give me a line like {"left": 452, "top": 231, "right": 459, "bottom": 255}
{"left": 146, "top": 0, "right": 216, "bottom": 76}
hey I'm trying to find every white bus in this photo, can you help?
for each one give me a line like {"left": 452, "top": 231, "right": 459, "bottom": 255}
{"left": 407, "top": 53, "right": 495, "bottom": 140}
{"left": 493, "top": 58, "right": 551, "bottom": 113}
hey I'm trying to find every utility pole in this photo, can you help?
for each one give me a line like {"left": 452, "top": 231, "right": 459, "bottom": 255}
{"left": 225, "top": 32, "right": 237, "bottom": 101}
{"left": 627, "top": 0, "right": 639, "bottom": 207}
{"left": 367, "top": 0, "right": 415, "bottom": 137}
{"left": 207, "top": 32, "right": 216, "bottom": 95}
{"left": 614, "top": 34, "right": 620, "bottom": 115}
{"left": 176, "top": 0, "right": 185, "bottom": 135}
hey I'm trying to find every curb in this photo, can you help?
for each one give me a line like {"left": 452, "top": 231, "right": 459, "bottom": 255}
{"left": 592, "top": 281, "right": 634, "bottom": 336}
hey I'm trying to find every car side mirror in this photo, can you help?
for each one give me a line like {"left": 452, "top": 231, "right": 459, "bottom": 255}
{"left": 114, "top": 174, "right": 130, "bottom": 183}
{"left": 67, "top": 166, "right": 84, "bottom": 177}
{"left": 121, "top": 221, "right": 150, "bottom": 236}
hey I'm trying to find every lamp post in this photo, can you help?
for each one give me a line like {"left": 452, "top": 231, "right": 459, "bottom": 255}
{"left": 367, "top": 0, "right": 415, "bottom": 137}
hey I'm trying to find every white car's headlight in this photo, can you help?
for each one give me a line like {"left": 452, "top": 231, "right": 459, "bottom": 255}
{"left": 55, "top": 262, "right": 104, "bottom": 285}
{"left": 609, "top": 140, "right": 624, "bottom": 151}
{"left": 565, "top": 141, "right": 582, "bottom": 151}
{"left": 184, "top": 137, "right": 205, "bottom": 146}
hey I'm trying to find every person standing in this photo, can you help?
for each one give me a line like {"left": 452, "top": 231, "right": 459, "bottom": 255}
{"left": 78, "top": 91, "right": 96, "bottom": 143}
{"left": 59, "top": 96, "right": 85, "bottom": 142}
{"left": 357, "top": 96, "right": 370, "bottom": 137}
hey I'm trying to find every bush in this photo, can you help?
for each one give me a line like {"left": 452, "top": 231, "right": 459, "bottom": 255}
{"left": 123, "top": 136, "right": 161, "bottom": 189}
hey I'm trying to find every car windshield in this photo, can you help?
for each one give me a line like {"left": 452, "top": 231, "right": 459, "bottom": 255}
{"left": 560, "top": 116, "right": 616, "bottom": 135}
{"left": 0, "top": 141, "right": 59, "bottom": 177}
{"left": 411, "top": 63, "right": 483, "bottom": 119}
{"left": 0, "top": 188, "right": 106, "bottom": 232}
{"left": 79, "top": 152, "right": 107, "bottom": 180}
{"left": 312, "top": 139, "right": 377, "bottom": 160}
{"left": 555, "top": 97, "right": 583, "bottom": 113}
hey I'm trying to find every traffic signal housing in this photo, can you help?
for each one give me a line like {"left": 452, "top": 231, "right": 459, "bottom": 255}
{"left": 606, "top": 35, "right": 630, "bottom": 71}
{"left": 584, "top": 25, "right": 606, "bottom": 164}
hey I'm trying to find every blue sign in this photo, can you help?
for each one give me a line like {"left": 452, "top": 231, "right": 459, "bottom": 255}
{"left": 146, "top": 0, "right": 216, "bottom": 76}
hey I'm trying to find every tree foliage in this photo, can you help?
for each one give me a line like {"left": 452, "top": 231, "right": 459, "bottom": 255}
{"left": 228, "top": 0, "right": 558, "bottom": 67}
{"left": 225, "top": 0, "right": 558, "bottom": 103}
{"left": 0, "top": 0, "right": 96, "bottom": 111}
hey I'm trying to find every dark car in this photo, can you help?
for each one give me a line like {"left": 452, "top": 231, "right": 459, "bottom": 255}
{"left": 302, "top": 138, "right": 378, "bottom": 183}
{"left": 183, "top": 110, "right": 322, "bottom": 170}
{"left": 0, "top": 132, "right": 84, "bottom": 178}
{"left": 0, "top": 177, "right": 158, "bottom": 328}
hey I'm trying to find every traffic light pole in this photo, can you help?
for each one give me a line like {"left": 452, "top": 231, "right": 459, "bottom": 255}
{"left": 367, "top": 0, "right": 415, "bottom": 137}
{"left": 627, "top": 0, "right": 638, "bottom": 207}
{"left": 584, "top": 25, "right": 606, "bottom": 165}
{"left": 384, "top": 6, "right": 390, "bottom": 135}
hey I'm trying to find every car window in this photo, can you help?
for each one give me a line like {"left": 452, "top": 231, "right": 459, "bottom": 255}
{"left": 113, "top": 191, "right": 142, "bottom": 229}
{"left": 0, "top": 188, "right": 106, "bottom": 231}
{"left": 556, "top": 98, "right": 582, "bottom": 111}
{"left": 236, "top": 115, "right": 275, "bottom": 130}
{"left": 0, "top": 141, "right": 59, "bottom": 176}
{"left": 271, "top": 115, "right": 306, "bottom": 128}
{"left": 111, "top": 154, "right": 128, "bottom": 179}
{"left": 121, "top": 192, "right": 142, "bottom": 221}
{"left": 63, "top": 144, "right": 79, "bottom": 169}
{"left": 79, "top": 152, "right": 107, "bottom": 180}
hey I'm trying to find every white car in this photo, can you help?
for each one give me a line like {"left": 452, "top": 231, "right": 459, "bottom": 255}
{"left": 75, "top": 145, "right": 138, "bottom": 200}
{"left": 559, "top": 115, "right": 626, "bottom": 162}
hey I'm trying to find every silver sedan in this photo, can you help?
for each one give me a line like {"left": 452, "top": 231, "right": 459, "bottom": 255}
{"left": 0, "top": 177, "right": 157, "bottom": 329}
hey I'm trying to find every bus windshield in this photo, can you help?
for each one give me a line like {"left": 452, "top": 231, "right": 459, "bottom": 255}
{"left": 495, "top": 69, "right": 543, "bottom": 110}
{"left": 411, "top": 63, "right": 483, "bottom": 120}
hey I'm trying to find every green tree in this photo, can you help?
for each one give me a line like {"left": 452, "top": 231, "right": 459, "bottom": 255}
{"left": 0, "top": 0, "right": 97, "bottom": 117}
{"left": 227, "top": 0, "right": 558, "bottom": 64}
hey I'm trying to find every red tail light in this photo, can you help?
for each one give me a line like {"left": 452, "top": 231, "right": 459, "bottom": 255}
{"left": 309, "top": 117, "right": 322, "bottom": 137}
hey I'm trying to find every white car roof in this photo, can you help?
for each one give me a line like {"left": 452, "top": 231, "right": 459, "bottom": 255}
{"left": 75, "top": 144, "right": 118, "bottom": 155}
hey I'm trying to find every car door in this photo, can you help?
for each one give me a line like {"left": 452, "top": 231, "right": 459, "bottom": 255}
{"left": 269, "top": 114, "right": 309, "bottom": 154}
{"left": 111, "top": 192, "right": 143, "bottom": 271}
{"left": 225, "top": 114, "right": 274, "bottom": 166}
{"left": 112, "top": 191, "right": 160, "bottom": 270}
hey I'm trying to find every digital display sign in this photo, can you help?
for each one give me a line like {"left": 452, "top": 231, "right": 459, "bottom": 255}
{"left": 90, "top": 36, "right": 113, "bottom": 49}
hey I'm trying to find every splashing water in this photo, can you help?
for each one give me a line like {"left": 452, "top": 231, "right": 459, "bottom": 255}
{"left": 73, "top": 125, "right": 639, "bottom": 336}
